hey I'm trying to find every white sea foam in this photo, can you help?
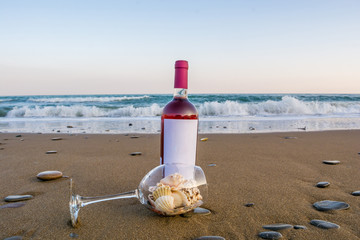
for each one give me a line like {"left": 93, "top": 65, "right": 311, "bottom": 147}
{"left": 28, "top": 95, "right": 150, "bottom": 103}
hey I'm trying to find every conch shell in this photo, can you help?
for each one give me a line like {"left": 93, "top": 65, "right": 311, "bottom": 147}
{"left": 154, "top": 196, "right": 175, "bottom": 214}
{"left": 160, "top": 173, "right": 185, "bottom": 188}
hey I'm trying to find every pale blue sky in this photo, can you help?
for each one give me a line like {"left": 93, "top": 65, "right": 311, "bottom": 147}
{"left": 0, "top": 0, "right": 359, "bottom": 95}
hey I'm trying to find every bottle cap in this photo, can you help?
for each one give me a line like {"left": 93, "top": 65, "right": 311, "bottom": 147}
{"left": 175, "top": 60, "right": 188, "bottom": 69}
{"left": 174, "top": 60, "right": 188, "bottom": 89}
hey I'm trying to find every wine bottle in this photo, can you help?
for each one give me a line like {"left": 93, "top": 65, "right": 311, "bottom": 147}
{"left": 160, "top": 60, "right": 199, "bottom": 179}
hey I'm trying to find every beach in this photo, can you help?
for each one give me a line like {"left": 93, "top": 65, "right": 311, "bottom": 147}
{"left": 1, "top": 130, "right": 360, "bottom": 240}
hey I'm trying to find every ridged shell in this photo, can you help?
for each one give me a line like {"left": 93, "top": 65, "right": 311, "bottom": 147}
{"left": 152, "top": 185, "right": 172, "bottom": 201}
{"left": 171, "top": 190, "right": 190, "bottom": 208}
{"left": 154, "top": 196, "right": 175, "bottom": 214}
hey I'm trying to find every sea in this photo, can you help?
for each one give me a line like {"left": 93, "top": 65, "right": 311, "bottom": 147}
{"left": 1, "top": 94, "right": 360, "bottom": 134}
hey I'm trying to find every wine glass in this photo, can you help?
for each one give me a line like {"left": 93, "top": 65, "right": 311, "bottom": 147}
{"left": 69, "top": 165, "right": 207, "bottom": 227}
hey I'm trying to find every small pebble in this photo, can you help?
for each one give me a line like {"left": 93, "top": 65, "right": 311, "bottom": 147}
{"left": 130, "top": 152, "right": 142, "bottom": 156}
{"left": 294, "top": 225, "right": 307, "bottom": 230}
{"left": 4, "top": 195, "right": 33, "bottom": 202}
{"left": 193, "top": 207, "right": 211, "bottom": 215}
{"left": 316, "top": 182, "right": 330, "bottom": 188}
{"left": 0, "top": 202, "right": 26, "bottom": 209}
{"left": 0, "top": 148, "right": 4, "bottom": 150}
{"left": 322, "top": 160, "right": 340, "bottom": 165}
{"left": 195, "top": 236, "right": 225, "bottom": 240}
{"left": 37, "top": 170, "right": 63, "bottom": 180}
{"left": 208, "top": 163, "right": 216, "bottom": 167}
{"left": 130, "top": 136, "right": 139, "bottom": 138}
{"left": 262, "top": 223, "right": 293, "bottom": 231}
{"left": 46, "top": 150, "right": 57, "bottom": 154}
{"left": 69, "top": 233, "right": 79, "bottom": 238}
{"left": 313, "top": 200, "right": 350, "bottom": 211}
{"left": 258, "top": 231, "right": 282, "bottom": 239}
{"left": 284, "top": 136, "right": 297, "bottom": 139}
{"left": 3, "top": 236, "right": 23, "bottom": 240}
{"left": 67, "top": 126, "right": 73, "bottom": 128}
{"left": 20, "top": 139, "right": 24, "bottom": 141}
{"left": 310, "top": 219, "right": 340, "bottom": 229}
{"left": 141, "top": 127, "right": 145, "bottom": 130}
{"left": 245, "top": 203, "right": 255, "bottom": 207}
{"left": 351, "top": 191, "right": 360, "bottom": 196}
{"left": 57, "top": 130, "right": 61, "bottom": 132}
{"left": 15, "top": 135, "right": 22, "bottom": 137}
{"left": 249, "top": 127, "right": 255, "bottom": 130}
{"left": 181, "top": 207, "right": 211, "bottom": 217}
{"left": 129, "top": 123, "right": 133, "bottom": 126}
{"left": 200, "top": 138, "right": 208, "bottom": 141}
{"left": 51, "top": 137, "right": 63, "bottom": 141}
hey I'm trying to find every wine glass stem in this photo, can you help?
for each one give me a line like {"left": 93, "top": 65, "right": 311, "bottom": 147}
{"left": 80, "top": 189, "right": 138, "bottom": 207}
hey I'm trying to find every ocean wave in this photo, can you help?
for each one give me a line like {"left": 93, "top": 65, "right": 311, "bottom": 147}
{"left": 4, "top": 96, "right": 360, "bottom": 118}
{"left": 28, "top": 95, "right": 150, "bottom": 103}
{"left": 198, "top": 96, "right": 360, "bottom": 116}
{"left": 6, "top": 104, "right": 162, "bottom": 118}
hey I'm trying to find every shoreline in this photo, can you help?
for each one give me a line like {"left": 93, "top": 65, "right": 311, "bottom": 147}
{"left": 1, "top": 130, "right": 360, "bottom": 239}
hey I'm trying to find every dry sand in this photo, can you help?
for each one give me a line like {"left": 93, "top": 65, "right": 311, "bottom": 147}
{"left": 0, "top": 131, "right": 359, "bottom": 240}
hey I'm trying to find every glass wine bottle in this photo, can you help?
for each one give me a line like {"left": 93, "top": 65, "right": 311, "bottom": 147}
{"left": 160, "top": 60, "right": 198, "bottom": 179}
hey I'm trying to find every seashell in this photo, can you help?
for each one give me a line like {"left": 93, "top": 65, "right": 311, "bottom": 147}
{"left": 180, "top": 187, "right": 202, "bottom": 205}
{"left": 171, "top": 189, "right": 190, "bottom": 208}
{"left": 154, "top": 196, "right": 175, "bottom": 214}
{"left": 160, "top": 173, "right": 185, "bottom": 188}
{"left": 152, "top": 185, "right": 172, "bottom": 201}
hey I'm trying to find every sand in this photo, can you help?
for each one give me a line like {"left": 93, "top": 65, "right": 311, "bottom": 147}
{"left": 0, "top": 131, "right": 360, "bottom": 240}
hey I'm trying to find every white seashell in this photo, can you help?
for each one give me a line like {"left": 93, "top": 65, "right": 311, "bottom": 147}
{"left": 154, "top": 196, "right": 175, "bottom": 214}
{"left": 160, "top": 173, "right": 185, "bottom": 188}
{"left": 171, "top": 189, "right": 190, "bottom": 208}
{"left": 152, "top": 185, "right": 172, "bottom": 201}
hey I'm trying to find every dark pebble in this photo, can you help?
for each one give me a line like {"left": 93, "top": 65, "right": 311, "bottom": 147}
{"left": 51, "top": 137, "right": 63, "bottom": 141}
{"left": 4, "top": 195, "right": 33, "bottom": 202}
{"left": 258, "top": 231, "right": 282, "bottom": 239}
{"left": 141, "top": 127, "right": 145, "bottom": 130}
{"left": 263, "top": 223, "right": 293, "bottom": 231}
{"left": 313, "top": 200, "right": 350, "bottom": 211}
{"left": 208, "top": 163, "right": 216, "bottom": 167}
{"left": 316, "top": 182, "right": 330, "bottom": 188}
{"left": 130, "top": 136, "right": 139, "bottom": 138}
{"left": 69, "top": 233, "right": 79, "bottom": 238}
{"left": 249, "top": 127, "right": 255, "bottom": 130}
{"left": 0, "top": 202, "right": 26, "bottom": 209}
{"left": 322, "top": 160, "right": 340, "bottom": 165}
{"left": 0, "top": 148, "right": 4, "bottom": 150}
{"left": 294, "top": 225, "right": 307, "bottom": 230}
{"left": 130, "top": 152, "right": 142, "bottom": 156}
{"left": 46, "top": 150, "right": 57, "bottom": 154}
{"left": 129, "top": 123, "right": 133, "bottom": 126}
{"left": 310, "top": 219, "right": 340, "bottom": 229}
{"left": 351, "top": 191, "right": 360, "bottom": 196}
{"left": 3, "top": 236, "right": 23, "bottom": 240}
{"left": 245, "top": 203, "right": 255, "bottom": 207}
{"left": 67, "top": 126, "right": 73, "bottom": 128}
{"left": 16, "top": 135, "right": 22, "bottom": 137}
{"left": 194, "top": 236, "right": 225, "bottom": 240}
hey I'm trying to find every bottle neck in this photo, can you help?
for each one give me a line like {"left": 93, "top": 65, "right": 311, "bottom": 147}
{"left": 173, "top": 88, "right": 188, "bottom": 98}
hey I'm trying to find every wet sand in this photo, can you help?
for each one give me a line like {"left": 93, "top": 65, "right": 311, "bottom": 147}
{"left": 1, "top": 131, "right": 360, "bottom": 239}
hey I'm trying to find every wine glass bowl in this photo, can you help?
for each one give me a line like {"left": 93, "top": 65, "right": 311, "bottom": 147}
{"left": 69, "top": 165, "right": 207, "bottom": 227}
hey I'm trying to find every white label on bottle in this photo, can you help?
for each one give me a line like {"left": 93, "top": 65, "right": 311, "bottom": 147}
{"left": 163, "top": 119, "right": 198, "bottom": 179}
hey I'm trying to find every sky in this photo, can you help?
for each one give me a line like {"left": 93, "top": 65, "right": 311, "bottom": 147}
{"left": 0, "top": 0, "right": 359, "bottom": 95}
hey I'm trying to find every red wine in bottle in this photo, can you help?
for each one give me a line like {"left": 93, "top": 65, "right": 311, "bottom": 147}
{"left": 160, "top": 60, "right": 198, "bottom": 179}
